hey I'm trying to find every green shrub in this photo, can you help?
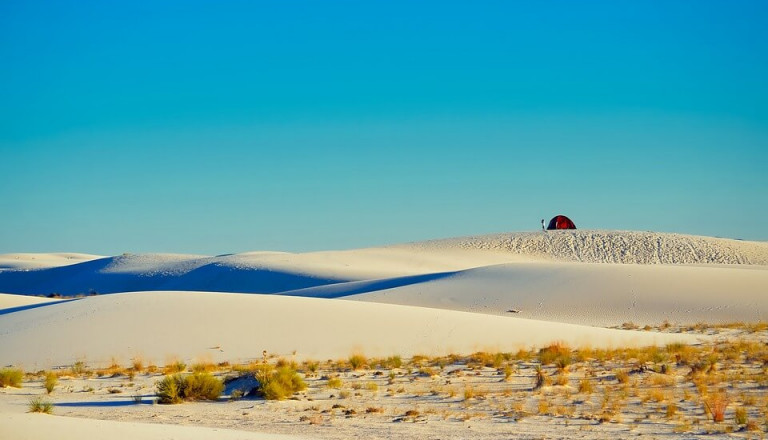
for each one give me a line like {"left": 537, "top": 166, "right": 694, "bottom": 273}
{"left": 156, "top": 375, "right": 182, "bottom": 404}
{"left": 44, "top": 372, "right": 58, "bottom": 394}
{"left": 28, "top": 396, "right": 53, "bottom": 414}
{"left": 156, "top": 373, "right": 224, "bottom": 404}
{"left": 0, "top": 368, "right": 23, "bottom": 388}
{"left": 255, "top": 365, "right": 307, "bottom": 400}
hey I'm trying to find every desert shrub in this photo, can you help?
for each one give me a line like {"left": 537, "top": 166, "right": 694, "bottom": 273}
{"left": 0, "top": 368, "right": 23, "bottom": 388}
{"left": 327, "top": 376, "right": 343, "bottom": 389}
{"left": 539, "top": 343, "right": 571, "bottom": 370}
{"left": 615, "top": 369, "right": 629, "bottom": 384}
{"left": 578, "top": 379, "right": 593, "bottom": 394}
{"left": 44, "top": 372, "right": 57, "bottom": 394}
{"left": 156, "top": 373, "right": 224, "bottom": 404}
{"left": 255, "top": 365, "right": 306, "bottom": 400}
{"left": 28, "top": 397, "right": 53, "bottom": 414}
{"left": 303, "top": 360, "right": 320, "bottom": 375}
{"left": 184, "top": 372, "right": 225, "bottom": 400}
{"left": 384, "top": 355, "right": 402, "bottom": 369}
{"left": 734, "top": 406, "right": 748, "bottom": 425}
{"left": 348, "top": 354, "right": 367, "bottom": 370}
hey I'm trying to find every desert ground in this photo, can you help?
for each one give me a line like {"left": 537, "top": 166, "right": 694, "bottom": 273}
{"left": 1, "top": 230, "right": 767, "bottom": 439}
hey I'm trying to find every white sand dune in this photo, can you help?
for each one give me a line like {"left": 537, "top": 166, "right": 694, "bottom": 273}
{"left": 0, "top": 252, "right": 102, "bottom": 271}
{"left": 0, "top": 411, "right": 308, "bottom": 440}
{"left": 0, "top": 290, "right": 700, "bottom": 370}
{"left": 410, "top": 230, "right": 768, "bottom": 265}
{"left": 0, "top": 293, "right": 60, "bottom": 310}
{"left": 0, "top": 230, "right": 763, "bottom": 439}
{"left": 290, "top": 262, "right": 768, "bottom": 327}
{"left": 0, "top": 231, "right": 764, "bottom": 303}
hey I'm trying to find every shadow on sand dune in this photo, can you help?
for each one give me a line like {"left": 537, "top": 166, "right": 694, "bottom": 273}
{"left": 0, "top": 257, "right": 349, "bottom": 296}
{"left": 0, "top": 299, "right": 78, "bottom": 316}
{"left": 279, "top": 270, "right": 461, "bottom": 299}
{"left": 55, "top": 397, "right": 155, "bottom": 407}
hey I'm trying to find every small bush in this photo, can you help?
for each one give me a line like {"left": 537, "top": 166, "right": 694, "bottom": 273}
{"left": 44, "top": 372, "right": 57, "bottom": 394}
{"left": 28, "top": 396, "right": 53, "bottom": 414}
{"left": 0, "top": 368, "right": 23, "bottom": 388}
{"left": 156, "top": 373, "right": 224, "bottom": 404}
{"left": 348, "top": 354, "right": 367, "bottom": 370}
{"left": 539, "top": 343, "right": 571, "bottom": 371}
{"left": 255, "top": 365, "right": 307, "bottom": 400}
{"left": 327, "top": 377, "right": 343, "bottom": 389}
{"left": 385, "top": 355, "right": 402, "bottom": 369}
{"left": 734, "top": 406, "right": 748, "bottom": 425}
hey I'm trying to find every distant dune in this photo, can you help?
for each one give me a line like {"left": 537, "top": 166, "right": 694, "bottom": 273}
{"left": 407, "top": 230, "right": 768, "bottom": 265}
{"left": 1, "top": 231, "right": 765, "bottom": 298}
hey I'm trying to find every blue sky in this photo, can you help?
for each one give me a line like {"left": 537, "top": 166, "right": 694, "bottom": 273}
{"left": 1, "top": 1, "right": 767, "bottom": 254}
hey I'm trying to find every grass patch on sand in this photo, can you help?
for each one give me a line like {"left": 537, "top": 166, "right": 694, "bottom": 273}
{"left": 0, "top": 368, "right": 23, "bottom": 388}
{"left": 156, "top": 372, "right": 224, "bottom": 404}
{"left": 28, "top": 396, "right": 53, "bottom": 414}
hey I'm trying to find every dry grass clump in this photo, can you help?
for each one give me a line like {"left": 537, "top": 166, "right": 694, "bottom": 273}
{"left": 538, "top": 343, "right": 572, "bottom": 371}
{"left": 44, "top": 372, "right": 58, "bottom": 394}
{"left": 468, "top": 351, "right": 507, "bottom": 369}
{"left": 163, "top": 360, "right": 187, "bottom": 375}
{"left": 190, "top": 362, "right": 217, "bottom": 373}
{"left": 156, "top": 372, "right": 224, "bottom": 404}
{"left": 384, "top": 355, "right": 402, "bottom": 369}
{"left": 0, "top": 368, "right": 23, "bottom": 388}
{"left": 326, "top": 376, "right": 343, "bottom": 389}
{"left": 302, "top": 360, "right": 320, "bottom": 376}
{"left": 348, "top": 354, "right": 368, "bottom": 370}
{"left": 578, "top": 378, "right": 593, "bottom": 394}
{"left": 703, "top": 392, "right": 729, "bottom": 423}
{"left": 28, "top": 396, "right": 53, "bottom": 414}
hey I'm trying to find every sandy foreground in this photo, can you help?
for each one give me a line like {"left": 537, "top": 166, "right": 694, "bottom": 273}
{"left": 0, "top": 230, "right": 766, "bottom": 439}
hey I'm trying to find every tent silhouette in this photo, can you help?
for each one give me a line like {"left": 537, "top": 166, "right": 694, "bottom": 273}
{"left": 546, "top": 215, "right": 576, "bottom": 230}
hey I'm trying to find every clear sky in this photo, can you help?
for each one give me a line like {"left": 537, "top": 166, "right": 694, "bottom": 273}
{"left": 1, "top": 1, "right": 767, "bottom": 255}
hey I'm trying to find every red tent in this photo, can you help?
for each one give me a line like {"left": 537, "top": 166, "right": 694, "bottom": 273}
{"left": 546, "top": 215, "right": 576, "bottom": 230}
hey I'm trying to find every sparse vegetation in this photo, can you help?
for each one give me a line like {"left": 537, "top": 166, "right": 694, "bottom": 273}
{"left": 28, "top": 396, "right": 53, "bottom": 414}
{"left": 10, "top": 321, "right": 768, "bottom": 437}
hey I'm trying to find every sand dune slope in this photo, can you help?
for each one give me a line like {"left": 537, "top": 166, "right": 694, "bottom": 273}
{"left": 1, "top": 231, "right": 765, "bottom": 298}
{"left": 409, "top": 230, "right": 768, "bottom": 264}
{"left": 0, "top": 291, "right": 699, "bottom": 370}
{"left": 0, "top": 411, "right": 308, "bottom": 440}
{"left": 296, "top": 262, "right": 768, "bottom": 327}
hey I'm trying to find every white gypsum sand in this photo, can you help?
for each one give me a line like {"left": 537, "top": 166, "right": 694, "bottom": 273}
{"left": 0, "top": 230, "right": 765, "bottom": 439}
{"left": 0, "top": 290, "right": 702, "bottom": 370}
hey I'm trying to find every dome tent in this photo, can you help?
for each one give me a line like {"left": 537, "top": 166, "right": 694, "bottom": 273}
{"left": 546, "top": 215, "right": 576, "bottom": 230}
